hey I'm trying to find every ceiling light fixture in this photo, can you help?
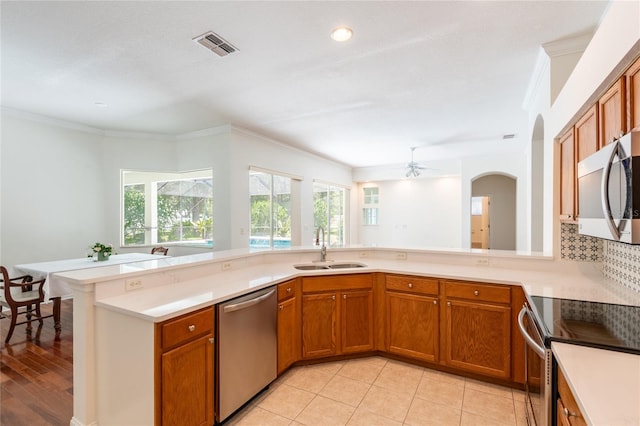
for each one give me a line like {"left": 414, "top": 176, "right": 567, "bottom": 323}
{"left": 331, "top": 26, "right": 353, "bottom": 42}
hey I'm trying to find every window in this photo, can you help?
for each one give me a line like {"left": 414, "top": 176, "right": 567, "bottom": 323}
{"left": 313, "top": 182, "right": 347, "bottom": 247}
{"left": 122, "top": 169, "right": 213, "bottom": 247}
{"left": 362, "top": 186, "right": 379, "bottom": 226}
{"left": 249, "top": 170, "right": 292, "bottom": 248}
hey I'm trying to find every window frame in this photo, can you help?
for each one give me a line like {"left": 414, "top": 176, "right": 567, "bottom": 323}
{"left": 120, "top": 169, "right": 213, "bottom": 247}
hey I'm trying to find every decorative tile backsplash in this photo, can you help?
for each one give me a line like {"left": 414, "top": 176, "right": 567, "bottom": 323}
{"left": 560, "top": 223, "right": 603, "bottom": 262}
{"left": 560, "top": 223, "right": 640, "bottom": 294}
{"left": 603, "top": 240, "right": 640, "bottom": 294}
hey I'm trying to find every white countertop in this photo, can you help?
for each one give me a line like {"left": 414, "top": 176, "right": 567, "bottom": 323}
{"left": 553, "top": 342, "right": 640, "bottom": 426}
{"left": 51, "top": 248, "right": 640, "bottom": 322}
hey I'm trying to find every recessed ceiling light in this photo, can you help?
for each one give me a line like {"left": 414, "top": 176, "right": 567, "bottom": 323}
{"left": 94, "top": 102, "right": 108, "bottom": 108}
{"left": 331, "top": 26, "right": 353, "bottom": 42}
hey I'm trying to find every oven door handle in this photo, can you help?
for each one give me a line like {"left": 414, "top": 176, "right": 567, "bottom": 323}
{"left": 518, "top": 306, "right": 545, "bottom": 358}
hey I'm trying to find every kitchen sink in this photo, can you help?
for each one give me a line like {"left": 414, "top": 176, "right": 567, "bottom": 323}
{"left": 293, "top": 264, "right": 330, "bottom": 270}
{"left": 327, "top": 262, "right": 367, "bottom": 269}
{"left": 293, "top": 262, "right": 367, "bottom": 270}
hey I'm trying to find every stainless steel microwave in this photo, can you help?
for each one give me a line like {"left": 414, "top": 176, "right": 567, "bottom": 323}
{"left": 577, "top": 131, "right": 640, "bottom": 243}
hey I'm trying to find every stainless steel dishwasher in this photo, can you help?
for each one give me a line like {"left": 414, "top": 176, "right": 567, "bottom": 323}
{"left": 216, "top": 287, "right": 277, "bottom": 422}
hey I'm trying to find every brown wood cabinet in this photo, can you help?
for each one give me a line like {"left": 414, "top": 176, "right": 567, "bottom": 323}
{"left": 277, "top": 279, "right": 300, "bottom": 375}
{"left": 627, "top": 56, "right": 640, "bottom": 131}
{"left": 155, "top": 307, "right": 214, "bottom": 426}
{"left": 301, "top": 274, "right": 373, "bottom": 359}
{"left": 385, "top": 275, "right": 439, "bottom": 362}
{"left": 557, "top": 366, "right": 587, "bottom": 426}
{"left": 442, "top": 280, "right": 511, "bottom": 379}
{"left": 599, "top": 77, "right": 626, "bottom": 146}
{"left": 559, "top": 128, "right": 576, "bottom": 222}
{"left": 575, "top": 105, "right": 599, "bottom": 164}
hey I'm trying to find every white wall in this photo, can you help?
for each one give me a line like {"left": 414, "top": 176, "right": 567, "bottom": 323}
{"left": 357, "top": 177, "right": 462, "bottom": 249}
{"left": 1, "top": 110, "right": 107, "bottom": 268}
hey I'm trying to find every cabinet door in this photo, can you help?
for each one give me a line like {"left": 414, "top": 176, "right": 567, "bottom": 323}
{"left": 627, "top": 56, "right": 640, "bottom": 131}
{"left": 341, "top": 290, "right": 374, "bottom": 354}
{"left": 599, "top": 77, "right": 626, "bottom": 146}
{"left": 575, "top": 105, "right": 599, "bottom": 162}
{"left": 277, "top": 296, "right": 299, "bottom": 374}
{"left": 444, "top": 299, "right": 511, "bottom": 379}
{"left": 302, "top": 293, "right": 337, "bottom": 359}
{"left": 161, "top": 334, "right": 214, "bottom": 426}
{"left": 386, "top": 292, "right": 439, "bottom": 363}
{"left": 559, "top": 128, "right": 576, "bottom": 221}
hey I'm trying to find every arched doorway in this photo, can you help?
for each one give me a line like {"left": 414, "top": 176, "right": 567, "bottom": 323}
{"left": 471, "top": 174, "right": 517, "bottom": 250}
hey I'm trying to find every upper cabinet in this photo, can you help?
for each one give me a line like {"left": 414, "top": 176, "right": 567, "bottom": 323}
{"left": 626, "top": 56, "right": 640, "bottom": 131}
{"left": 599, "top": 77, "right": 626, "bottom": 146}
{"left": 575, "top": 105, "right": 599, "bottom": 163}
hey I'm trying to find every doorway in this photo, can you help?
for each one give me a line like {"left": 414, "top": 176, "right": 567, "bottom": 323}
{"left": 471, "top": 174, "right": 516, "bottom": 250}
{"left": 471, "top": 196, "right": 490, "bottom": 249}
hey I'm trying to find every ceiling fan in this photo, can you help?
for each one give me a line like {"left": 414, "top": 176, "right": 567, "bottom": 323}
{"left": 405, "top": 147, "right": 428, "bottom": 178}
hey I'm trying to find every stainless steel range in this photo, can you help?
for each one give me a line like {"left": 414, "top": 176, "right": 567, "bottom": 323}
{"left": 518, "top": 296, "right": 640, "bottom": 426}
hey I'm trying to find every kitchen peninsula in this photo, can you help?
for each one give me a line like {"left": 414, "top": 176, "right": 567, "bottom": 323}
{"left": 56, "top": 247, "right": 640, "bottom": 426}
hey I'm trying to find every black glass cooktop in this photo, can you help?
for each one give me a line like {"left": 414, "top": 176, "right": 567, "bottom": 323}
{"left": 529, "top": 295, "right": 640, "bottom": 355}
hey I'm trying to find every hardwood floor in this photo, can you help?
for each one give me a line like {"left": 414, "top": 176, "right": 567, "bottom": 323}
{"left": 1, "top": 299, "right": 73, "bottom": 425}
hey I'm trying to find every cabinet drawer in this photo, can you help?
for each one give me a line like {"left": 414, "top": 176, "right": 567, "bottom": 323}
{"left": 302, "top": 274, "right": 372, "bottom": 293}
{"left": 443, "top": 281, "right": 511, "bottom": 304}
{"left": 161, "top": 308, "right": 214, "bottom": 350}
{"left": 385, "top": 275, "right": 438, "bottom": 296}
{"left": 278, "top": 280, "right": 297, "bottom": 301}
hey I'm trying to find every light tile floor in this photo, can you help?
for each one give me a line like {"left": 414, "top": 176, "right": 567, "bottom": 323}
{"left": 226, "top": 357, "right": 527, "bottom": 426}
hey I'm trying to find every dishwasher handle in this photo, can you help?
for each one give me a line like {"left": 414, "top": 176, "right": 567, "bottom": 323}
{"left": 222, "top": 289, "right": 276, "bottom": 313}
{"left": 518, "top": 305, "right": 545, "bottom": 358}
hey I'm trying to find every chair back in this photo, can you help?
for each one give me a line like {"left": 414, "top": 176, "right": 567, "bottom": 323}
{"left": 151, "top": 246, "right": 169, "bottom": 255}
{"left": 0, "top": 266, "right": 45, "bottom": 305}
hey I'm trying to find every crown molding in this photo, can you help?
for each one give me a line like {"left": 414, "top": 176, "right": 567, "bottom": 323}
{"left": 1, "top": 106, "right": 104, "bottom": 136}
{"left": 522, "top": 47, "right": 550, "bottom": 111}
{"left": 542, "top": 29, "right": 595, "bottom": 57}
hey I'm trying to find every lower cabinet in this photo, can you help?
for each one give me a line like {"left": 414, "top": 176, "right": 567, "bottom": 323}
{"left": 442, "top": 280, "right": 512, "bottom": 379}
{"left": 557, "top": 366, "right": 587, "bottom": 426}
{"left": 156, "top": 307, "right": 214, "bottom": 426}
{"left": 301, "top": 274, "right": 373, "bottom": 359}
{"left": 277, "top": 279, "right": 300, "bottom": 374}
{"left": 385, "top": 275, "right": 439, "bottom": 363}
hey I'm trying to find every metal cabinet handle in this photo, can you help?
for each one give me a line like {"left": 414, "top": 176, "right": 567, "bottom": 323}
{"left": 563, "top": 407, "right": 578, "bottom": 418}
{"left": 286, "top": 287, "right": 292, "bottom": 293}
{"left": 408, "top": 283, "right": 413, "bottom": 289}
{"left": 447, "top": 301, "right": 451, "bottom": 306}
{"left": 332, "top": 295, "right": 335, "bottom": 300}
{"left": 279, "top": 304, "right": 284, "bottom": 310}
{"left": 473, "top": 290, "right": 479, "bottom": 296}
{"left": 343, "top": 294, "right": 347, "bottom": 299}
{"left": 188, "top": 324, "right": 196, "bottom": 332}
{"left": 433, "top": 300, "right": 437, "bottom": 305}
{"left": 209, "top": 337, "right": 214, "bottom": 344}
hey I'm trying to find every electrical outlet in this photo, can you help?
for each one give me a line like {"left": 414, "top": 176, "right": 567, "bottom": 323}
{"left": 476, "top": 258, "right": 489, "bottom": 266}
{"left": 125, "top": 279, "right": 143, "bottom": 291}
{"left": 221, "top": 261, "right": 232, "bottom": 271}
{"left": 359, "top": 251, "right": 369, "bottom": 258}
{"left": 395, "top": 252, "right": 407, "bottom": 260}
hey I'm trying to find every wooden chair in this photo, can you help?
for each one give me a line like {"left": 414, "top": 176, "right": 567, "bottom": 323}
{"left": 0, "top": 266, "right": 50, "bottom": 343}
{"left": 151, "top": 246, "right": 169, "bottom": 255}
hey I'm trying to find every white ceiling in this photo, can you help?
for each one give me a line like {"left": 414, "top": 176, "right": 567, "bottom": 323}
{"left": 1, "top": 1, "right": 609, "bottom": 168}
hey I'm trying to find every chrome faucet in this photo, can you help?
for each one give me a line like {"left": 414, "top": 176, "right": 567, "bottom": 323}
{"left": 315, "top": 226, "right": 327, "bottom": 262}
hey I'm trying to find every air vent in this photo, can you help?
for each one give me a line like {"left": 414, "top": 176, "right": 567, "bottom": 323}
{"left": 193, "top": 31, "right": 238, "bottom": 57}
{"left": 502, "top": 134, "right": 516, "bottom": 140}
